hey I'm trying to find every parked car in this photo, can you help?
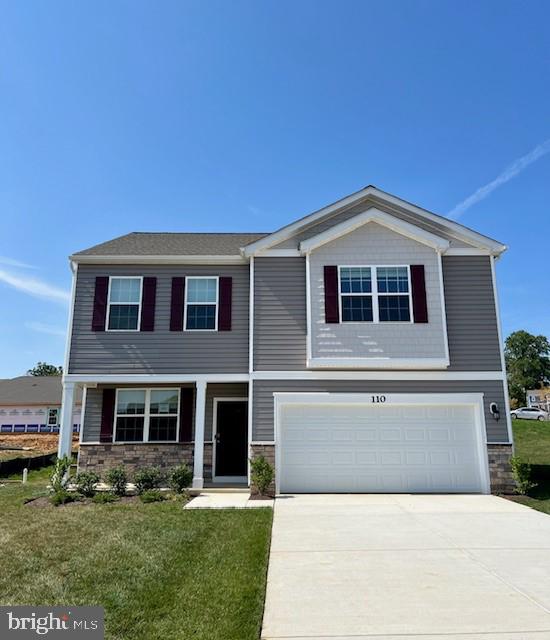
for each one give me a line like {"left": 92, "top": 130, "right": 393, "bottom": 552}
{"left": 511, "top": 407, "right": 549, "bottom": 421}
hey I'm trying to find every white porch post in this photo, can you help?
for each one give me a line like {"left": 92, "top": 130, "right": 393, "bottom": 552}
{"left": 192, "top": 380, "right": 207, "bottom": 489}
{"left": 57, "top": 382, "right": 76, "bottom": 459}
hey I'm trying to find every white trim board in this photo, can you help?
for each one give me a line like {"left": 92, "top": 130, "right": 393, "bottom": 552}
{"left": 64, "top": 370, "right": 507, "bottom": 384}
{"left": 70, "top": 254, "right": 247, "bottom": 265}
{"left": 299, "top": 208, "right": 450, "bottom": 255}
{"left": 307, "top": 357, "right": 451, "bottom": 370}
{"left": 241, "top": 186, "right": 506, "bottom": 257}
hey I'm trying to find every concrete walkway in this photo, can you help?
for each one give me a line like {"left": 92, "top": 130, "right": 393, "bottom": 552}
{"left": 262, "top": 494, "right": 550, "bottom": 640}
{"left": 184, "top": 491, "right": 273, "bottom": 509}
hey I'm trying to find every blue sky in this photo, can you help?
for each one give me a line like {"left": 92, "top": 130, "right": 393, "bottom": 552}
{"left": 0, "top": 0, "right": 549, "bottom": 377}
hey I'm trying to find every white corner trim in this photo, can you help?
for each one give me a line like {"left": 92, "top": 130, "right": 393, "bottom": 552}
{"left": 63, "top": 261, "right": 78, "bottom": 374}
{"left": 249, "top": 257, "right": 254, "bottom": 374}
{"left": 437, "top": 252, "right": 451, "bottom": 365}
{"left": 305, "top": 253, "right": 312, "bottom": 363}
{"left": 299, "top": 207, "right": 450, "bottom": 254}
{"left": 242, "top": 186, "right": 507, "bottom": 257}
{"left": 490, "top": 256, "right": 514, "bottom": 448}
{"left": 70, "top": 254, "right": 247, "bottom": 265}
{"left": 306, "top": 357, "right": 450, "bottom": 370}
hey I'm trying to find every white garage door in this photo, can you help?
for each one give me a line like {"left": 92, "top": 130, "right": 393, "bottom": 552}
{"left": 277, "top": 394, "right": 488, "bottom": 494}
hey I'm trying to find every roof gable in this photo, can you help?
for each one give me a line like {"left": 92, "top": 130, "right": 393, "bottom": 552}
{"left": 299, "top": 208, "right": 450, "bottom": 254}
{"left": 242, "top": 186, "right": 506, "bottom": 256}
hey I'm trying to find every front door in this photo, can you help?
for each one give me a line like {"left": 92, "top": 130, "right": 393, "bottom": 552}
{"left": 214, "top": 400, "right": 248, "bottom": 479}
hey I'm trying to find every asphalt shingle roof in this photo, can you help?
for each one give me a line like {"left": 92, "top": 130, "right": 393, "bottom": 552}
{"left": 0, "top": 376, "right": 82, "bottom": 406}
{"left": 74, "top": 232, "right": 270, "bottom": 257}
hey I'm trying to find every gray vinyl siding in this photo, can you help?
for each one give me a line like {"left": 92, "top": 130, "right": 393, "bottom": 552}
{"left": 205, "top": 383, "right": 248, "bottom": 441}
{"left": 82, "top": 382, "right": 248, "bottom": 443}
{"left": 443, "top": 256, "right": 502, "bottom": 371}
{"left": 252, "top": 379, "right": 509, "bottom": 443}
{"left": 253, "top": 257, "right": 307, "bottom": 370}
{"left": 69, "top": 264, "right": 249, "bottom": 374}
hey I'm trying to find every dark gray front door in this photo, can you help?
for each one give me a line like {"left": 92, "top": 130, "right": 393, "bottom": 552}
{"left": 215, "top": 401, "right": 248, "bottom": 477}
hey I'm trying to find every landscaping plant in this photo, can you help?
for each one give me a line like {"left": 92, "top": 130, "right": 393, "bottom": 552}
{"left": 169, "top": 463, "right": 193, "bottom": 493}
{"left": 74, "top": 471, "right": 100, "bottom": 497}
{"left": 105, "top": 466, "right": 128, "bottom": 496}
{"left": 139, "top": 489, "right": 166, "bottom": 503}
{"left": 510, "top": 456, "right": 537, "bottom": 494}
{"left": 91, "top": 492, "right": 118, "bottom": 504}
{"left": 250, "top": 455, "right": 274, "bottom": 496}
{"left": 50, "top": 489, "right": 76, "bottom": 506}
{"left": 133, "top": 466, "right": 164, "bottom": 494}
{"left": 49, "top": 456, "right": 72, "bottom": 493}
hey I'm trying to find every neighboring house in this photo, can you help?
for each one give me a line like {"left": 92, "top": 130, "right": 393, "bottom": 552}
{"left": 58, "top": 185, "right": 514, "bottom": 494}
{"left": 0, "top": 376, "right": 82, "bottom": 434}
{"left": 527, "top": 387, "right": 550, "bottom": 412}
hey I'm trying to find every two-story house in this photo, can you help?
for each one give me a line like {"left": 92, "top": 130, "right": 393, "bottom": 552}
{"left": 58, "top": 186, "right": 514, "bottom": 494}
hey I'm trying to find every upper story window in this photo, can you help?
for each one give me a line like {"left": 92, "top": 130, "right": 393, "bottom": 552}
{"left": 339, "top": 266, "right": 411, "bottom": 323}
{"left": 114, "top": 388, "right": 180, "bottom": 442}
{"left": 108, "top": 277, "right": 142, "bottom": 331}
{"left": 185, "top": 277, "right": 218, "bottom": 331}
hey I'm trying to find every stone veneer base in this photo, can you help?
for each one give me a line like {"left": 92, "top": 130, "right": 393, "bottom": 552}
{"left": 79, "top": 442, "right": 515, "bottom": 495}
{"left": 78, "top": 443, "right": 213, "bottom": 480}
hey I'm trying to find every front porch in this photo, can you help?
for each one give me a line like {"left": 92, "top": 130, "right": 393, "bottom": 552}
{"left": 58, "top": 377, "right": 251, "bottom": 489}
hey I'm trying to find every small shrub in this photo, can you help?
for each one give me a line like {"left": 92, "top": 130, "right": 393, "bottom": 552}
{"left": 250, "top": 455, "right": 274, "bottom": 496}
{"left": 134, "top": 466, "right": 164, "bottom": 495}
{"left": 169, "top": 464, "right": 193, "bottom": 493}
{"left": 50, "top": 456, "right": 72, "bottom": 493}
{"left": 92, "top": 492, "right": 118, "bottom": 504}
{"left": 74, "top": 471, "right": 100, "bottom": 497}
{"left": 510, "top": 456, "right": 537, "bottom": 494}
{"left": 50, "top": 489, "right": 76, "bottom": 506}
{"left": 105, "top": 466, "right": 128, "bottom": 496}
{"left": 139, "top": 489, "right": 166, "bottom": 503}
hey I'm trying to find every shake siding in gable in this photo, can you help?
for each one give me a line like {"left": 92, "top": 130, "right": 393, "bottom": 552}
{"left": 253, "top": 257, "right": 307, "bottom": 370}
{"left": 252, "top": 379, "right": 509, "bottom": 443}
{"left": 69, "top": 264, "right": 249, "bottom": 374}
{"left": 443, "top": 256, "right": 502, "bottom": 371}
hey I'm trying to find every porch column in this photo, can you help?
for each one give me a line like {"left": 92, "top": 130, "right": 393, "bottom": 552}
{"left": 57, "top": 382, "right": 76, "bottom": 459}
{"left": 192, "top": 380, "right": 207, "bottom": 489}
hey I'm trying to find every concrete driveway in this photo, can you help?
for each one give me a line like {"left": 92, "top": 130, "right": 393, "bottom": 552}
{"left": 262, "top": 494, "right": 550, "bottom": 640}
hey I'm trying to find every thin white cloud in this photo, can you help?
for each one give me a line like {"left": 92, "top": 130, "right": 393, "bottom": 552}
{"left": 448, "top": 138, "right": 550, "bottom": 220}
{"left": 0, "top": 256, "right": 36, "bottom": 269}
{"left": 0, "top": 269, "right": 70, "bottom": 304}
{"left": 25, "top": 321, "right": 66, "bottom": 337}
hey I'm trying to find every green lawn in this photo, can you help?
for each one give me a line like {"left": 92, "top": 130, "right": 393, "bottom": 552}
{"left": 512, "top": 418, "right": 550, "bottom": 514}
{"left": 0, "top": 468, "right": 273, "bottom": 640}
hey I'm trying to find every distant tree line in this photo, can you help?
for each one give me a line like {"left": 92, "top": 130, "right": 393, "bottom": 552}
{"left": 505, "top": 330, "right": 550, "bottom": 406}
{"left": 27, "top": 362, "right": 63, "bottom": 376}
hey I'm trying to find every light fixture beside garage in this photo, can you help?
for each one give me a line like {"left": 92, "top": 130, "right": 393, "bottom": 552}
{"left": 490, "top": 402, "right": 500, "bottom": 421}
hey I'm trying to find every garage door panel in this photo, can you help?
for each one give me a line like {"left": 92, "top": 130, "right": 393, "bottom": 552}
{"left": 279, "top": 400, "right": 484, "bottom": 494}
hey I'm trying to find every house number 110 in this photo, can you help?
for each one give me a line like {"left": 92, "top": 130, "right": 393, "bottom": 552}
{"left": 371, "top": 395, "right": 387, "bottom": 403}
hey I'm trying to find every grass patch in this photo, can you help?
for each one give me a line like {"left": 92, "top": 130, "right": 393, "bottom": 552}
{"left": 0, "top": 467, "right": 273, "bottom": 640}
{"left": 511, "top": 418, "right": 550, "bottom": 515}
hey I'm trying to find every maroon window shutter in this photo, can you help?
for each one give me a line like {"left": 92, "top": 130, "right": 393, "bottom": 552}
{"left": 170, "top": 277, "right": 185, "bottom": 331}
{"left": 179, "top": 387, "right": 194, "bottom": 442}
{"left": 99, "top": 388, "right": 116, "bottom": 443}
{"left": 91, "top": 276, "right": 109, "bottom": 331}
{"left": 218, "top": 277, "right": 232, "bottom": 331}
{"left": 324, "top": 266, "right": 340, "bottom": 323}
{"left": 140, "top": 277, "right": 157, "bottom": 331}
{"left": 410, "top": 265, "right": 428, "bottom": 323}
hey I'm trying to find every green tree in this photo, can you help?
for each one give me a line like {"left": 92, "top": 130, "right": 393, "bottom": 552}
{"left": 27, "top": 362, "right": 63, "bottom": 376}
{"left": 505, "top": 331, "right": 550, "bottom": 406}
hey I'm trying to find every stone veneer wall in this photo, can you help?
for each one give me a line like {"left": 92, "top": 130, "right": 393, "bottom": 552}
{"left": 78, "top": 443, "right": 213, "bottom": 480}
{"left": 487, "top": 443, "right": 515, "bottom": 494}
{"left": 250, "top": 443, "right": 275, "bottom": 496}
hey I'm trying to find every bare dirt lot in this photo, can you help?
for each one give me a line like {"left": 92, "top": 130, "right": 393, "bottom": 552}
{"left": 0, "top": 434, "right": 79, "bottom": 461}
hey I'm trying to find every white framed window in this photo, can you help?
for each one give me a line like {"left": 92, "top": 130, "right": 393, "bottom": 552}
{"left": 114, "top": 388, "right": 180, "bottom": 443}
{"left": 184, "top": 276, "right": 218, "bottom": 331}
{"left": 107, "top": 276, "right": 143, "bottom": 331}
{"left": 47, "top": 408, "right": 59, "bottom": 426}
{"left": 339, "top": 265, "right": 412, "bottom": 323}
